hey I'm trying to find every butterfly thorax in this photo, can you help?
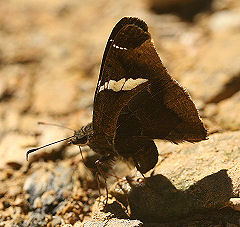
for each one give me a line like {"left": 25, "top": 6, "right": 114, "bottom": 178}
{"left": 71, "top": 122, "right": 114, "bottom": 157}
{"left": 71, "top": 123, "right": 93, "bottom": 145}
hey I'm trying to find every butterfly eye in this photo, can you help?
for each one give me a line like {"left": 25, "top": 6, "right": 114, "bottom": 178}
{"left": 71, "top": 131, "right": 89, "bottom": 145}
{"left": 77, "top": 136, "right": 88, "bottom": 145}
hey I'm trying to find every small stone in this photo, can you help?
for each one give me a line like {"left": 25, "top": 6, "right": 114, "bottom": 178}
{"left": 8, "top": 185, "right": 22, "bottom": 197}
{"left": 0, "top": 187, "right": 7, "bottom": 198}
{"left": 73, "top": 222, "right": 82, "bottom": 227}
{"left": 33, "top": 197, "right": 43, "bottom": 209}
{"left": 0, "top": 201, "right": 4, "bottom": 210}
{"left": 51, "top": 215, "right": 63, "bottom": 226}
{"left": 12, "top": 197, "right": 23, "bottom": 206}
{"left": 25, "top": 212, "right": 48, "bottom": 226}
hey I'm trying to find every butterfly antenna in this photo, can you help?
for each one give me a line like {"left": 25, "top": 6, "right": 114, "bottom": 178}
{"left": 26, "top": 136, "right": 74, "bottom": 161}
{"left": 38, "top": 121, "right": 75, "bottom": 131}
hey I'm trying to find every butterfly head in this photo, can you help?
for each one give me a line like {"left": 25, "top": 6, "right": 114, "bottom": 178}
{"left": 70, "top": 123, "right": 93, "bottom": 146}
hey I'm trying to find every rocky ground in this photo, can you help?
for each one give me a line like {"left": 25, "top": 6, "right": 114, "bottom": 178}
{"left": 1, "top": 0, "right": 240, "bottom": 226}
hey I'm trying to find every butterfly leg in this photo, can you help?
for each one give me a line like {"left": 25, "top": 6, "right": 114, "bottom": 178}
{"left": 78, "top": 146, "right": 109, "bottom": 203}
{"left": 95, "top": 158, "right": 110, "bottom": 204}
{"left": 132, "top": 157, "right": 146, "bottom": 179}
{"left": 95, "top": 171, "right": 102, "bottom": 199}
{"left": 98, "top": 154, "right": 122, "bottom": 180}
{"left": 95, "top": 154, "right": 116, "bottom": 203}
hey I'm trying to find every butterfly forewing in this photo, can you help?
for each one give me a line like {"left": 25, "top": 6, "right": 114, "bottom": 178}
{"left": 97, "top": 17, "right": 149, "bottom": 86}
{"left": 93, "top": 19, "right": 151, "bottom": 139}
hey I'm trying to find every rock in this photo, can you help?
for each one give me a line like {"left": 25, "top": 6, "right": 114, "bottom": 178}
{"left": 31, "top": 72, "right": 80, "bottom": 115}
{"left": 23, "top": 160, "right": 97, "bottom": 225}
{"left": 83, "top": 218, "right": 143, "bottom": 227}
{"left": 148, "top": 0, "right": 198, "bottom": 11}
{"left": 154, "top": 131, "right": 240, "bottom": 192}
{"left": 0, "top": 65, "right": 29, "bottom": 99}
{"left": 23, "top": 212, "right": 49, "bottom": 227}
{"left": 180, "top": 32, "right": 240, "bottom": 104}
{"left": 148, "top": 0, "right": 213, "bottom": 21}
{"left": 112, "top": 171, "right": 232, "bottom": 222}
{"left": 0, "top": 63, "right": 32, "bottom": 97}
{"left": 82, "top": 197, "right": 143, "bottom": 227}
{"left": 0, "top": 133, "right": 36, "bottom": 169}
{"left": 24, "top": 162, "right": 74, "bottom": 211}
{"left": 51, "top": 215, "right": 63, "bottom": 226}
{"left": 87, "top": 131, "right": 240, "bottom": 225}
{"left": 215, "top": 91, "right": 240, "bottom": 130}
{"left": 208, "top": 9, "right": 240, "bottom": 32}
{"left": 211, "top": 0, "right": 236, "bottom": 11}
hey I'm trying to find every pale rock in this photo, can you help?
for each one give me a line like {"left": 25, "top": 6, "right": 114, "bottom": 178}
{"left": 208, "top": 10, "right": 240, "bottom": 32}
{"left": 0, "top": 133, "right": 36, "bottom": 168}
{"left": 32, "top": 72, "right": 80, "bottom": 115}
{"left": 215, "top": 91, "right": 240, "bottom": 130}
{"left": 181, "top": 32, "right": 240, "bottom": 103}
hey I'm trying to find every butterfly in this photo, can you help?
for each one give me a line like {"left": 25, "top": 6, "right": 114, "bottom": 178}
{"left": 27, "top": 17, "right": 207, "bottom": 176}
{"left": 70, "top": 17, "right": 207, "bottom": 174}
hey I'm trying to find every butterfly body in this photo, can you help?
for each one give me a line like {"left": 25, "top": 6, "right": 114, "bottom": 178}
{"left": 71, "top": 17, "right": 207, "bottom": 174}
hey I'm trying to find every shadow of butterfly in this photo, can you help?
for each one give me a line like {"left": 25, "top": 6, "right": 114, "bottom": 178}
{"left": 27, "top": 17, "right": 207, "bottom": 176}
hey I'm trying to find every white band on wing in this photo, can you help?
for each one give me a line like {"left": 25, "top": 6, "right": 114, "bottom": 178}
{"left": 98, "top": 78, "right": 148, "bottom": 93}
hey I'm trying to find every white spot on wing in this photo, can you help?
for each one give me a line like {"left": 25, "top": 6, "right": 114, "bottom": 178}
{"left": 99, "top": 85, "right": 104, "bottom": 92}
{"left": 104, "top": 81, "right": 108, "bottom": 89}
{"left": 98, "top": 78, "right": 148, "bottom": 93}
{"left": 122, "top": 78, "right": 148, "bottom": 90}
{"left": 112, "top": 43, "right": 127, "bottom": 50}
{"left": 97, "top": 80, "right": 101, "bottom": 88}
{"left": 108, "top": 78, "right": 126, "bottom": 92}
